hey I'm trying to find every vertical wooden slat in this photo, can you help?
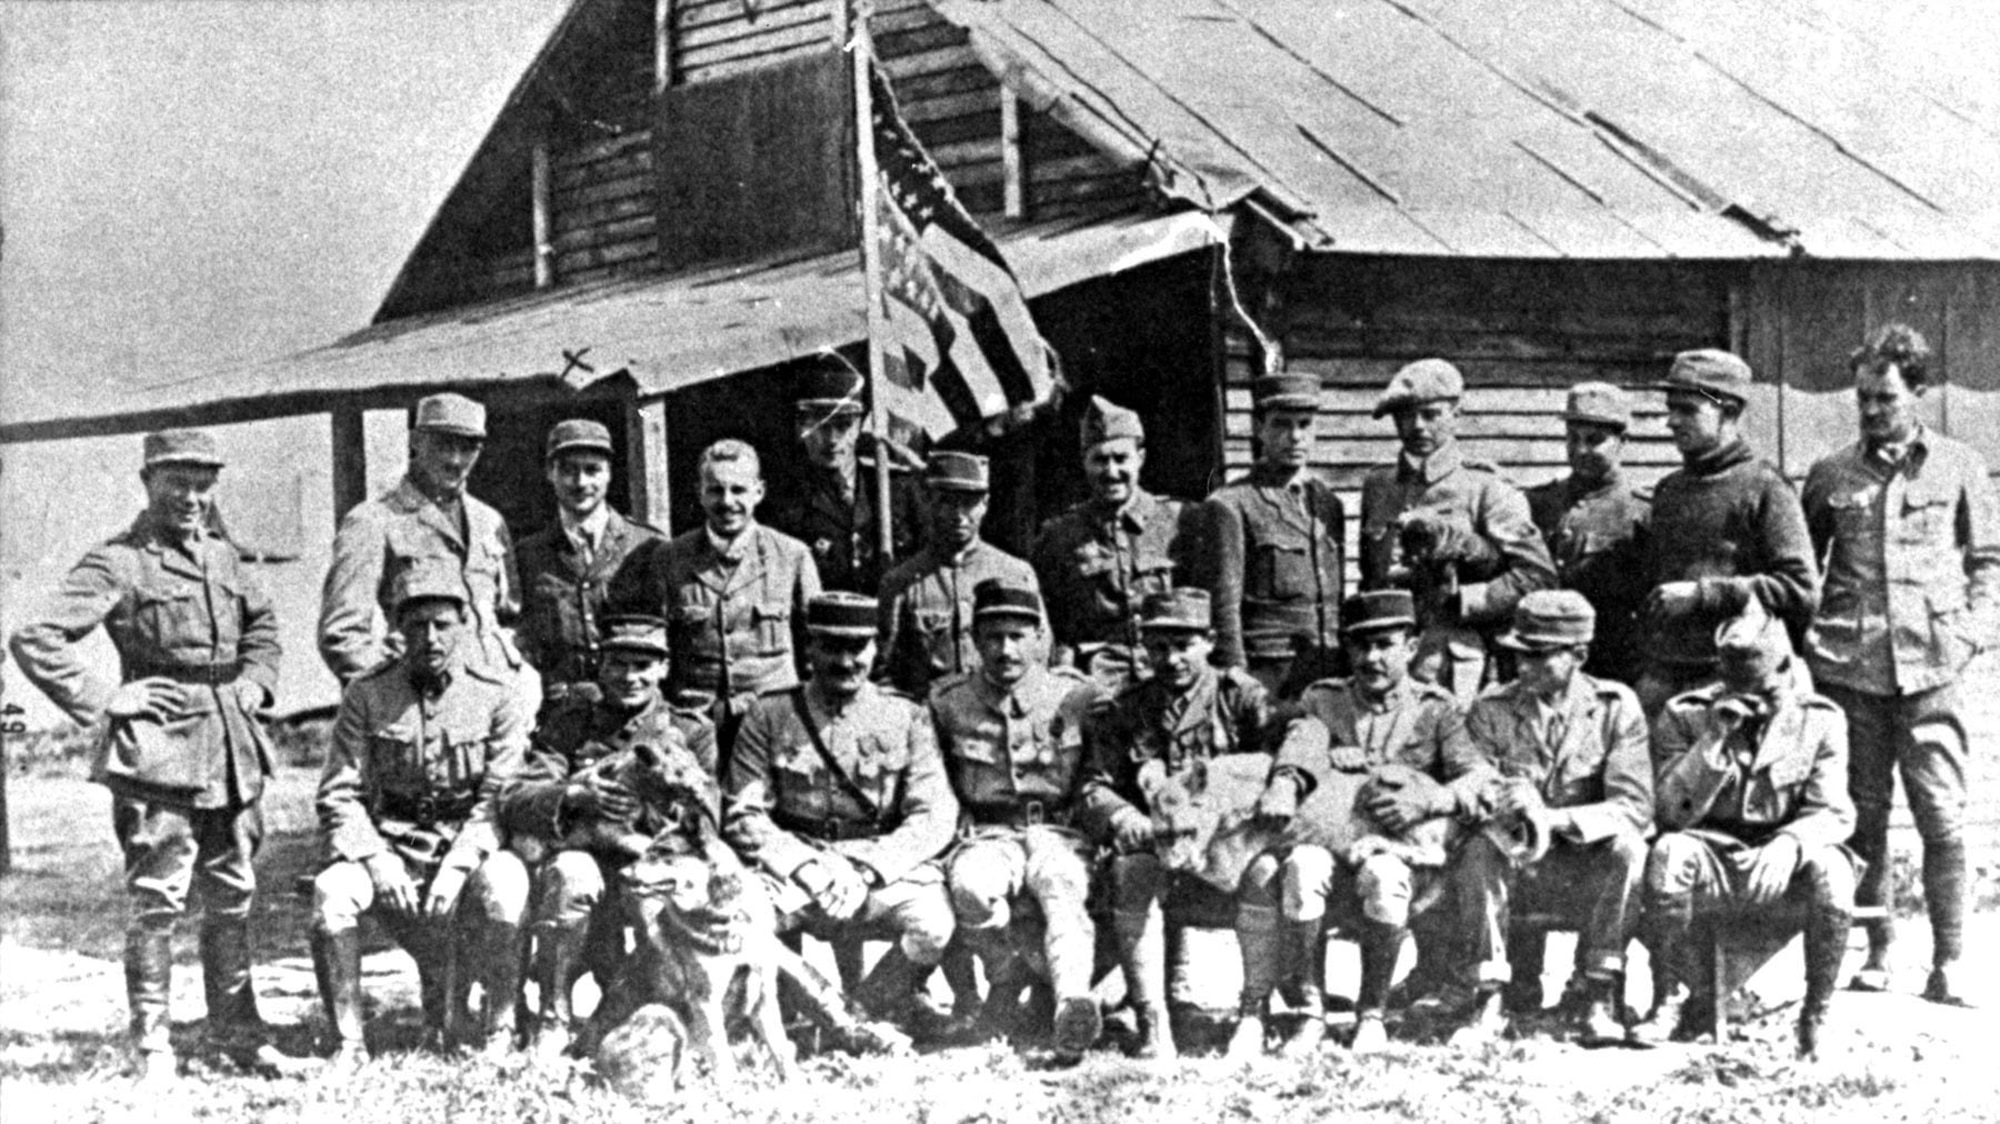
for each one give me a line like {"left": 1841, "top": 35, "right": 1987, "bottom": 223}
{"left": 330, "top": 405, "right": 368, "bottom": 526}
{"left": 627, "top": 395, "right": 671, "bottom": 534}
{"left": 532, "top": 136, "right": 556, "bottom": 290}
{"left": 655, "top": 0, "right": 676, "bottom": 94}
{"left": 1001, "top": 85, "right": 1024, "bottom": 219}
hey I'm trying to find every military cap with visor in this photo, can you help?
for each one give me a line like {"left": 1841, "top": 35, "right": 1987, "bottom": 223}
{"left": 1373, "top": 358, "right": 1464, "bottom": 418}
{"left": 413, "top": 392, "right": 488, "bottom": 438}
{"left": 972, "top": 577, "right": 1043, "bottom": 625}
{"left": 794, "top": 365, "right": 866, "bottom": 419}
{"left": 1341, "top": 590, "right": 1418, "bottom": 637}
{"left": 1562, "top": 381, "right": 1633, "bottom": 431}
{"left": 142, "top": 429, "right": 226, "bottom": 471}
{"left": 1656, "top": 349, "right": 1753, "bottom": 406}
{"left": 598, "top": 613, "right": 670, "bottom": 657}
{"left": 1496, "top": 589, "right": 1596, "bottom": 651}
{"left": 1251, "top": 372, "right": 1321, "bottom": 412}
{"left": 390, "top": 560, "right": 470, "bottom": 617}
{"left": 545, "top": 418, "right": 615, "bottom": 461}
{"left": 924, "top": 450, "right": 990, "bottom": 493}
{"left": 1139, "top": 588, "right": 1213, "bottom": 633}
{"left": 806, "top": 591, "right": 879, "bottom": 637}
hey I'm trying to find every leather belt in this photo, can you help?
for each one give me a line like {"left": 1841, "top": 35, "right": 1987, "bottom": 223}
{"left": 127, "top": 660, "right": 242, "bottom": 686}
{"left": 375, "top": 791, "right": 478, "bottom": 828}
{"left": 966, "top": 798, "right": 1072, "bottom": 831}
{"left": 774, "top": 810, "right": 882, "bottom": 842}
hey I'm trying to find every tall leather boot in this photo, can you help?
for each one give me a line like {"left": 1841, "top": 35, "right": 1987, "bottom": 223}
{"left": 476, "top": 918, "right": 525, "bottom": 1057}
{"left": 1279, "top": 921, "right": 1327, "bottom": 1058}
{"left": 936, "top": 940, "right": 985, "bottom": 1039}
{"left": 853, "top": 944, "right": 927, "bottom": 1028}
{"left": 127, "top": 925, "right": 176, "bottom": 1087}
{"left": 1922, "top": 840, "right": 1972, "bottom": 1004}
{"left": 200, "top": 915, "right": 317, "bottom": 1077}
{"left": 1352, "top": 920, "right": 1402, "bottom": 1054}
{"left": 1225, "top": 911, "right": 1280, "bottom": 1062}
{"left": 1114, "top": 906, "right": 1175, "bottom": 1061}
{"left": 1798, "top": 892, "right": 1851, "bottom": 1059}
{"left": 531, "top": 923, "right": 589, "bottom": 1060}
{"left": 310, "top": 927, "right": 369, "bottom": 1069}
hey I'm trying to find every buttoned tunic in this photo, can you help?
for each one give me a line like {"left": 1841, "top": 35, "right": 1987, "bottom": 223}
{"left": 515, "top": 511, "right": 664, "bottom": 689}
{"left": 875, "top": 541, "right": 1041, "bottom": 696}
{"left": 1201, "top": 467, "right": 1345, "bottom": 669}
{"left": 1525, "top": 472, "right": 1651, "bottom": 683}
{"left": 1031, "top": 489, "right": 1201, "bottom": 657}
{"left": 928, "top": 664, "right": 1109, "bottom": 826}
{"left": 1652, "top": 684, "right": 1853, "bottom": 849}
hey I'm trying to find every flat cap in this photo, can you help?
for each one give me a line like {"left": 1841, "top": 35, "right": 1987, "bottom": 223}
{"left": 1079, "top": 395, "right": 1145, "bottom": 450}
{"left": 413, "top": 392, "right": 487, "bottom": 438}
{"left": 972, "top": 577, "right": 1043, "bottom": 625}
{"left": 142, "top": 429, "right": 225, "bottom": 470}
{"left": 1496, "top": 589, "right": 1595, "bottom": 651}
{"left": 924, "top": 450, "right": 989, "bottom": 493}
{"left": 1373, "top": 358, "right": 1464, "bottom": 418}
{"left": 598, "top": 613, "right": 669, "bottom": 657}
{"left": 795, "top": 366, "right": 865, "bottom": 418}
{"left": 1139, "top": 588, "right": 1212, "bottom": 632}
{"left": 1563, "top": 382, "right": 1632, "bottom": 431}
{"left": 1252, "top": 372, "right": 1321, "bottom": 412}
{"left": 1341, "top": 590, "right": 1417, "bottom": 637}
{"left": 806, "top": 591, "right": 879, "bottom": 638}
{"left": 1657, "top": 349, "right": 1753, "bottom": 405}
{"left": 545, "top": 418, "right": 614, "bottom": 461}
{"left": 391, "top": 560, "right": 469, "bottom": 616}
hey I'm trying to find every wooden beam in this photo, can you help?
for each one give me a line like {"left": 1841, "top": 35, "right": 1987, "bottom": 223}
{"left": 532, "top": 135, "right": 557, "bottom": 290}
{"left": 331, "top": 405, "right": 368, "bottom": 526}
{"left": 1001, "top": 85, "right": 1024, "bottom": 220}
{"left": 655, "top": 0, "right": 676, "bottom": 95}
{"left": 626, "top": 394, "right": 671, "bottom": 533}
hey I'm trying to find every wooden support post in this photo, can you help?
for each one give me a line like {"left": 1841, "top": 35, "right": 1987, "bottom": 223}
{"left": 0, "top": 699, "right": 15, "bottom": 876}
{"left": 532, "top": 135, "right": 556, "bottom": 290}
{"left": 1001, "top": 85, "right": 1025, "bottom": 220}
{"left": 626, "top": 395, "right": 671, "bottom": 534}
{"left": 654, "top": 0, "right": 676, "bottom": 95}
{"left": 330, "top": 405, "right": 368, "bottom": 526}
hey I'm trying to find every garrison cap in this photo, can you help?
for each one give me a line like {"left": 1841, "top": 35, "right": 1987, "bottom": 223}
{"left": 390, "top": 560, "right": 469, "bottom": 617}
{"left": 598, "top": 613, "right": 669, "bottom": 657}
{"left": 1496, "top": 589, "right": 1595, "bottom": 651}
{"left": 924, "top": 450, "right": 989, "bottom": 493}
{"left": 1251, "top": 372, "right": 1321, "bottom": 412}
{"left": 1657, "top": 349, "right": 1753, "bottom": 406}
{"left": 1080, "top": 395, "right": 1145, "bottom": 450}
{"left": 972, "top": 577, "right": 1043, "bottom": 624}
{"left": 413, "top": 392, "right": 487, "bottom": 439}
{"left": 806, "top": 591, "right": 879, "bottom": 638}
{"left": 545, "top": 418, "right": 614, "bottom": 461}
{"left": 795, "top": 365, "right": 866, "bottom": 418}
{"left": 1563, "top": 382, "right": 1632, "bottom": 431}
{"left": 142, "top": 429, "right": 225, "bottom": 471}
{"left": 1139, "top": 588, "right": 1212, "bottom": 633}
{"left": 1373, "top": 358, "right": 1464, "bottom": 418}
{"left": 1341, "top": 590, "right": 1418, "bottom": 637}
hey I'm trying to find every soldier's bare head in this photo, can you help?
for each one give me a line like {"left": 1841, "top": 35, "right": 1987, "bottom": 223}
{"left": 1391, "top": 400, "right": 1460, "bottom": 460}
{"left": 141, "top": 464, "right": 221, "bottom": 543}
{"left": 698, "top": 440, "right": 765, "bottom": 538}
{"left": 397, "top": 596, "right": 467, "bottom": 682}
{"left": 409, "top": 429, "right": 483, "bottom": 500}
{"left": 1851, "top": 324, "right": 1932, "bottom": 450}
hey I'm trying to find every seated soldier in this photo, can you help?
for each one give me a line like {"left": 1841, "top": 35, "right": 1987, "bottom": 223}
{"left": 1454, "top": 590, "right": 1653, "bottom": 1047}
{"left": 725, "top": 592, "right": 961, "bottom": 1034}
{"left": 310, "top": 563, "right": 533, "bottom": 1066}
{"left": 1633, "top": 610, "right": 1857, "bottom": 1059}
{"left": 498, "top": 614, "right": 718, "bottom": 1057}
{"left": 930, "top": 578, "right": 1111, "bottom": 1060}
{"left": 1079, "top": 588, "right": 1290, "bottom": 1061}
{"left": 1232, "top": 590, "right": 1495, "bottom": 1058}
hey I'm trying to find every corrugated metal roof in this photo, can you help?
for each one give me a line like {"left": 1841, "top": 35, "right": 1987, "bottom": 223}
{"left": 937, "top": 0, "right": 2000, "bottom": 258}
{"left": 0, "top": 209, "right": 1223, "bottom": 440}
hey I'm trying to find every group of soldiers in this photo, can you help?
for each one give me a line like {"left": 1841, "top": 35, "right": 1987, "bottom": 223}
{"left": 9, "top": 321, "right": 1993, "bottom": 1088}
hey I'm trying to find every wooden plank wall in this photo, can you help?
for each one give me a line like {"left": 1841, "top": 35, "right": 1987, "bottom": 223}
{"left": 1224, "top": 256, "right": 1737, "bottom": 583}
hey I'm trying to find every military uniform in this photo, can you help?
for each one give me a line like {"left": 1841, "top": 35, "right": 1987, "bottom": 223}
{"left": 8, "top": 430, "right": 286, "bottom": 1067}
{"left": 1031, "top": 489, "right": 1201, "bottom": 685}
{"left": 310, "top": 569, "right": 534, "bottom": 1057}
{"left": 516, "top": 512, "right": 664, "bottom": 700}
{"left": 876, "top": 541, "right": 1041, "bottom": 696}
{"left": 1525, "top": 475, "right": 1650, "bottom": 683}
{"left": 1200, "top": 468, "right": 1344, "bottom": 694}
{"left": 768, "top": 464, "right": 922, "bottom": 595}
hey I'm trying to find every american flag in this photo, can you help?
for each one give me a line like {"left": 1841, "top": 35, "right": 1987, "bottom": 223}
{"left": 869, "top": 63, "right": 1056, "bottom": 436}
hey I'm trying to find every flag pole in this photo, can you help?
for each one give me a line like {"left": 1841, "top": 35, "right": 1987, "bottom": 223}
{"left": 851, "top": 0, "right": 897, "bottom": 571}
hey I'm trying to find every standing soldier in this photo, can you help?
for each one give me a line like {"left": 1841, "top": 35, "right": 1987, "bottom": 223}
{"left": 929, "top": 578, "right": 1110, "bottom": 1059}
{"left": 9, "top": 430, "right": 312, "bottom": 1085}
{"left": 725, "top": 592, "right": 960, "bottom": 1031}
{"left": 1801, "top": 324, "right": 1999, "bottom": 1008}
{"left": 318, "top": 392, "right": 538, "bottom": 712}
{"left": 766, "top": 364, "right": 921, "bottom": 595}
{"left": 498, "top": 614, "right": 716, "bottom": 1057}
{"left": 514, "top": 419, "right": 664, "bottom": 711}
{"left": 1524, "top": 382, "right": 1652, "bottom": 684}
{"left": 612, "top": 439, "right": 820, "bottom": 759}
{"left": 877, "top": 451, "right": 1041, "bottom": 696}
{"left": 1202, "top": 372, "right": 1344, "bottom": 696}
{"left": 309, "top": 563, "right": 533, "bottom": 1066}
{"left": 1229, "top": 590, "right": 1494, "bottom": 1058}
{"left": 1031, "top": 395, "right": 1202, "bottom": 692}
{"left": 1638, "top": 349, "right": 1818, "bottom": 716}
{"left": 1634, "top": 611, "right": 1856, "bottom": 1058}
{"left": 1080, "top": 589, "right": 1290, "bottom": 1060}
{"left": 1452, "top": 591, "right": 1653, "bottom": 1047}
{"left": 1361, "top": 359, "right": 1555, "bottom": 703}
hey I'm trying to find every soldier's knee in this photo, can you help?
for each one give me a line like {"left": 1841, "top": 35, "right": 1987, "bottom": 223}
{"left": 1022, "top": 845, "right": 1090, "bottom": 906}
{"left": 1356, "top": 854, "right": 1413, "bottom": 927}
{"left": 1236, "top": 851, "right": 1282, "bottom": 906}
{"left": 1602, "top": 831, "right": 1648, "bottom": 878}
{"left": 948, "top": 861, "right": 1013, "bottom": 931}
{"left": 1644, "top": 832, "right": 1705, "bottom": 894}
{"left": 898, "top": 887, "right": 957, "bottom": 966}
{"left": 470, "top": 850, "right": 532, "bottom": 923}
{"left": 1797, "top": 846, "right": 1857, "bottom": 905}
{"left": 313, "top": 862, "right": 374, "bottom": 931}
{"left": 1280, "top": 845, "right": 1336, "bottom": 921}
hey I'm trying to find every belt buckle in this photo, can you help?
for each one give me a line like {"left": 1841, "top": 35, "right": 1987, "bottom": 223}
{"left": 1022, "top": 800, "right": 1045, "bottom": 827}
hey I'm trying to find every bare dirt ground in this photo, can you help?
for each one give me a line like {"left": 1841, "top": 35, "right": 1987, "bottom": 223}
{"left": 2, "top": 733, "right": 1996, "bottom": 1123}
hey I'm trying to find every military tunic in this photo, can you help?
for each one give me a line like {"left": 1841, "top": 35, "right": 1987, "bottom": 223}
{"left": 1524, "top": 472, "right": 1651, "bottom": 684}
{"left": 766, "top": 464, "right": 921, "bottom": 595}
{"left": 1030, "top": 489, "right": 1202, "bottom": 680}
{"left": 1360, "top": 444, "right": 1556, "bottom": 701}
{"left": 1200, "top": 467, "right": 1345, "bottom": 690}
{"left": 514, "top": 512, "right": 665, "bottom": 694}
{"left": 875, "top": 541, "right": 1041, "bottom": 696}
{"left": 319, "top": 477, "right": 526, "bottom": 686}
